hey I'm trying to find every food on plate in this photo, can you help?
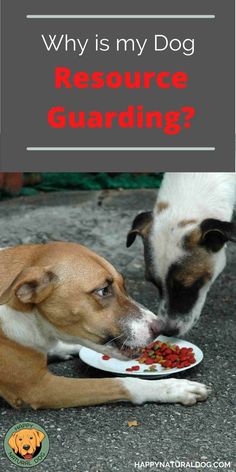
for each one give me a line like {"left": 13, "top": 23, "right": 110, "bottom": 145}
{"left": 126, "top": 366, "right": 140, "bottom": 372}
{"left": 101, "top": 340, "right": 196, "bottom": 371}
{"left": 137, "top": 340, "right": 196, "bottom": 369}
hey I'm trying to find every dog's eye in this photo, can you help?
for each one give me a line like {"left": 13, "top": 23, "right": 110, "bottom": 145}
{"left": 95, "top": 285, "right": 112, "bottom": 298}
{"left": 19, "top": 438, "right": 22, "bottom": 441}
{"left": 29, "top": 437, "right": 33, "bottom": 440}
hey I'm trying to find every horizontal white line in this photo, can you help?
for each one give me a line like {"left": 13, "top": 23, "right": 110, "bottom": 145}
{"left": 26, "top": 15, "right": 215, "bottom": 19}
{"left": 27, "top": 147, "right": 215, "bottom": 152}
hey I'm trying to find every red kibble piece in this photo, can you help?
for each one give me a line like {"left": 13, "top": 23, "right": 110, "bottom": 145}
{"left": 160, "top": 344, "right": 168, "bottom": 350}
{"left": 189, "top": 358, "right": 195, "bottom": 365}
{"left": 180, "top": 347, "right": 188, "bottom": 355}
{"left": 102, "top": 355, "right": 111, "bottom": 360}
{"left": 131, "top": 365, "right": 140, "bottom": 371}
{"left": 164, "top": 348, "right": 172, "bottom": 355}
{"left": 145, "top": 358, "right": 155, "bottom": 365}
{"left": 166, "top": 354, "right": 178, "bottom": 361}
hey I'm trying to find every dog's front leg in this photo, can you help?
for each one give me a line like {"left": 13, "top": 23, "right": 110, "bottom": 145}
{"left": 23, "top": 374, "right": 210, "bottom": 409}
{"left": 24, "top": 373, "right": 130, "bottom": 409}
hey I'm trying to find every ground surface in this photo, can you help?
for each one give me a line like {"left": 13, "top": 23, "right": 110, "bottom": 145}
{"left": 0, "top": 189, "right": 235, "bottom": 472}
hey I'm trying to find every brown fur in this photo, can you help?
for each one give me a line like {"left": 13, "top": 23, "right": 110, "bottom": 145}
{"left": 155, "top": 201, "right": 169, "bottom": 213}
{"left": 184, "top": 228, "right": 202, "bottom": 248}
{"left": 180, "top": 227, "right": 213, "bottom": 286}
{"left": 178, "top": 219, "right": 197, "bottom": 228}
{"left": 0, "top": 243, "right": 136, "bottom": 408}
{"left": 177, "top": 248, "right": 213, "bottom": 287}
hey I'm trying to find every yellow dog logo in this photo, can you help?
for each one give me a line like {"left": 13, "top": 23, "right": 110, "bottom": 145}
{"left": 8, "top": 428, "right": 45, "bottom": 461}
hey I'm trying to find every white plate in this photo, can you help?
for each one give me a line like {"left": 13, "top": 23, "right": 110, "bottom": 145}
{"left": 79, "top": 335, "right": 203, "bottom": 378}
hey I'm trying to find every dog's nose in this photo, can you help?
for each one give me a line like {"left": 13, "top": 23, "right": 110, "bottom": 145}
{"left": 162, "top": 327, "right": 179, "bottom": 337}
{"left": 150, "top": 320, "right": 163, "bottom": 338}
{"left": 23, "top": 445, "right": 30, "bottom": 451}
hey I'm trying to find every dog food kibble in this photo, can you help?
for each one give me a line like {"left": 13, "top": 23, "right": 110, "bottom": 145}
{"left": 125, "top": 366, "right": 140, "bottom": 372}
{"left": 137, "top": 341, "right": 196, "bottom": 369}
{"left": 101, "top": 341, "right": 196, "bottom": 371}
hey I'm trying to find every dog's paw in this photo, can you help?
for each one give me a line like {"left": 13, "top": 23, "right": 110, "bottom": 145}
{"left": 47, "top": 352, "right": 74, "bottom": 362}
{"left": 122, "top": 377, "right": 211, "bottom": 406}
{"left": 58, "top": 353, "right": 73, "bottom": 361}
{"left": 48, "top": 341, "right": 82, "bottom": 361}
{"left": 171, "top": 379, "right": 211, "bottom": 406}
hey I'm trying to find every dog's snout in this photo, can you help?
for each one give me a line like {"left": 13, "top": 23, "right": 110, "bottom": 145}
{"left": 162, "top": 327, "right": 179, "bottom": 337}
{"left": 23, "top": 445, "right": 30, "bottom": 451}
{"left": 150, "top": 318, "right": 180, "bottom": 338}
{"left": 150, "top": 320, "right": 163, "bottom": 338}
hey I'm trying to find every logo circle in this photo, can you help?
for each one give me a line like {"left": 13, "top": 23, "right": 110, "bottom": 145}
{"left": 4, "top": 422, "right": 49, "bottom": 468}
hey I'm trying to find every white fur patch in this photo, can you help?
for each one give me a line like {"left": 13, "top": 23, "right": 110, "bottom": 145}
{"left": 150, "top": 221, "right": 187, "bottom": 281}
{"left": 0, "top": 305, "right": 55, "bottom": 353}
{"left": 121, "top": 377, "right": 210, "bottom": 405}
{"left": 126, "top": 304, "right": 157, "bottom": 347}
{"left": 157, "top": 173, "right": 236, "bottom": 222}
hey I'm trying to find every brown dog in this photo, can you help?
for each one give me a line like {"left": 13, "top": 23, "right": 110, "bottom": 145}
{"left": 0, "top": 242, "right": 209, "bottom": 409}
{"left": 8, "top": 428, "right": 45, "bottom": 460}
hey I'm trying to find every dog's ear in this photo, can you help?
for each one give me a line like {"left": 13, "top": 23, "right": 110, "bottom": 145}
{"left": 0, "top": 266, "right": 59, "bottom": 305}
{"left": 126, "top": 211, "right": 153, "bottom": 248}
{"left": 8, "top": 433, "right": 18, "bottom": 453}
{"left": 32, "top": 429, "right": 45, "bottom": 447}
{"left": 200, "top": 219, "right": 236, "bottom": 252}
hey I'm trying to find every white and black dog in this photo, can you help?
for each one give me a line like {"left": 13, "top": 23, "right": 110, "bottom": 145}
{"left": 127, "top": 173, "right": 236, "bottom": 336}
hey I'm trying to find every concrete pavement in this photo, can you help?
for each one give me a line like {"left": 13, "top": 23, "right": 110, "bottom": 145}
{"left": 0, "top": 189, "right": 235, "bottom": 472}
